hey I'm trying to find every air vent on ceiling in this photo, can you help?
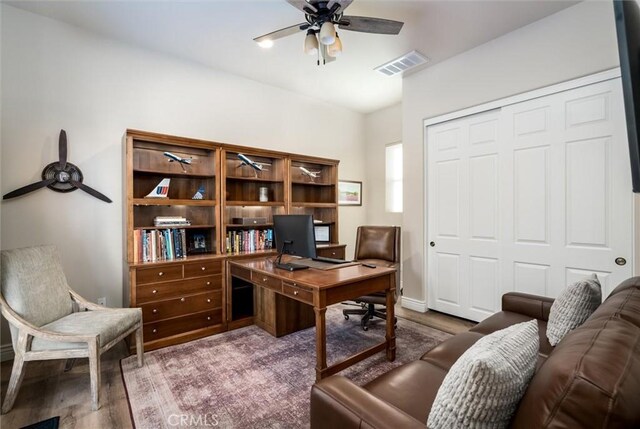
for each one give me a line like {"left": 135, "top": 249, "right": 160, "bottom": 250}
{"left": 375, "top": 50, "right": 429, "bottom": 76}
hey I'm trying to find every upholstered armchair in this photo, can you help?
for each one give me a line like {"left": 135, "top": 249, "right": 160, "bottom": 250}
{"left": 0, "top": 246, "right": 144, "bottom": 413}
{"left": 343, "top": 226, "right": 401, "bottom": 330}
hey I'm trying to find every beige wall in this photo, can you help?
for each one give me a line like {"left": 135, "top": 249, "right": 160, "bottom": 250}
{"left": 402, "top": 1, "right": 621, "bottom": 306}
{"left": 0, "top": 5, "right": 366, "bottom": 350}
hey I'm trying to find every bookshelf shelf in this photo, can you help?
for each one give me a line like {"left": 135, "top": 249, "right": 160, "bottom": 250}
{"left": 135, "top": 224, "right": 216, "bottom": 230}
{"left": 133, "top": 168, "right": 215, "bottom": 179}
{"left": 132, "top": 198, "right": 217, "bottom": 207}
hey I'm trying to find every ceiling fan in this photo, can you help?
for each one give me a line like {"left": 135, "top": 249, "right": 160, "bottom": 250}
{"left": 2, "top": 130, "right": 112, "bottom": 203}
{"left": 254, "top": 0, "right": 404, "bottom": 65}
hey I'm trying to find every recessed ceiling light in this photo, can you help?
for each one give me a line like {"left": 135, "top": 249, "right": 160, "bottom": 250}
{"left": 258, "top": 40, "right": 274, "bottom": 49}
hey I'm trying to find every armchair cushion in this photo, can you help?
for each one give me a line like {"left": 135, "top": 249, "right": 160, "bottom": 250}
{"left": 1, "top": 246, "right": 73, "bottom": 348}
{"left": 31, "top": 308, "right": 142, "bottom": 351}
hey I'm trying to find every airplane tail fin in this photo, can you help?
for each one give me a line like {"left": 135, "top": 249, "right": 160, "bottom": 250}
{"left": 146, "top": 178, "right": 171, "bottom": 198}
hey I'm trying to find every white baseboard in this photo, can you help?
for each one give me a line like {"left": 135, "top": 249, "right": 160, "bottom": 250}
{"left": 0, "top": 343, "right": 14, "bottom": 362}
{"left": 400, "top": 296, "right": 428, "bottom": 313}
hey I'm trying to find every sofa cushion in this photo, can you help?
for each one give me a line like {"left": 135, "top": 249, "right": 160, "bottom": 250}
{"left": 364, "top": 360, "right": 447, "bottom": 423}
{"left": 511, "top": 314, "right": 640, "bottom": 428}
{"left": 420, "top": 332, "right": 484, "bottom": 370}
{"left": 547, "top": 274, "right": 601, "bottom": 346}
{"left": 471, "top": 311, "right": 554, "bottom": 357}
{"left": 427, "top": 320, "right": 539, "bottom": 429}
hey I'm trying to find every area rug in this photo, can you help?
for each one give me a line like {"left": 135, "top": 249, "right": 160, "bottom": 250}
{"left": 121, "top": 306, "right": 451, "bottom": 428}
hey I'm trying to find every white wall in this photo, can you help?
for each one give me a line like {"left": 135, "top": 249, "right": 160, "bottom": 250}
{"left": 363, "top": 102, "right": 403, "bottom": 228}
{"left": 0, "top": 5, "right": 366, "bottom": 348}
{"left": 402, "top": 1, "right": 621, "bottom": 305}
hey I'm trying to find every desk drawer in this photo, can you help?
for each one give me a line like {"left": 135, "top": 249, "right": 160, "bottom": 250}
{"left": 252, "top": 272, "right": 282, "bottom": 292}
{"left": 316, "top": 246, "right": 346, "bottom": 260}
{"left": 282, "top": 281, "right": 313, "bottom": 304}
{"left": 230, "top": 265, "right": 252, "bottom": 282}
{"left": 136, "top": 265, "right": 183, "bottom": 285}
{"left": 143, "top": 309, "right": 222, "bottom": 341}
{"left": 136, "top": 275, "right": 221, "bottom": 303}
{"left": 141, "top": 291, "right": 222, "bottom": 322}
{"left": 184, "top": 260, "right": 222, "bottom": 278}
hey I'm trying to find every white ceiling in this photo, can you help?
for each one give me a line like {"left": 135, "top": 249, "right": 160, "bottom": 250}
{"left": 7, "top": 0, "right": 577, "bottom": 113}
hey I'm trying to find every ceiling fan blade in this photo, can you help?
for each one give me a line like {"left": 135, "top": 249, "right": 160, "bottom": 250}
{"left": 59, "top": 129, "right": 68, "bottom": 170}
{"left": 3, "top": 178, "right": 56, "bottom": 200}
{"left": 286, "top": 0, "right": 318, "bottom": 14}
{"left": 69, "top": 180, "right": 112, "bottom": 203}
{"left": 339, "top": 16, "right": 404, "bottom": 35}
{"left": 254, "top": 22, "right": 309, "bottom": 44}
{"left": 327, "top": 0, "right": 354, "bottom": 13}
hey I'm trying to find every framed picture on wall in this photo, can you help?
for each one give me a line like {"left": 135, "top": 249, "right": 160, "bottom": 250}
{"left": 338, "top": 180, "right": 362, "bottom": 206}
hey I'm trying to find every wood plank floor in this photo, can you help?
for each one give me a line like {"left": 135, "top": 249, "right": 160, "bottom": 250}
{"left": 0, "top": 307, "right": 472, "bottom": 429}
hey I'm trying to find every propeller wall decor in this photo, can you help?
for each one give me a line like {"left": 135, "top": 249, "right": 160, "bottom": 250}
{"left": 254, "top": 0, "right": 404, "bottom": 65}
{"left": 3, "top": 130, "right": 112, "bottom": 203}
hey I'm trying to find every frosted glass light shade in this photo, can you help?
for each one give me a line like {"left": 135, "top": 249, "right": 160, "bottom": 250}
{"left": 327, "top": 33, "right": 342, "bottom": 57}
{"left": 319, "top": 21, "right": 336, "bottom": 45}
{"left": 304, "top": 31, "right": 319, "bottom": 55}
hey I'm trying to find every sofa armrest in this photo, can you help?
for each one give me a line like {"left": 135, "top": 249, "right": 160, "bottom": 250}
{"left": 502, "top": 292, "right": 554, "bottom": 321}
{"left": 310, "top": 375, "right": 424, "bottom": 429}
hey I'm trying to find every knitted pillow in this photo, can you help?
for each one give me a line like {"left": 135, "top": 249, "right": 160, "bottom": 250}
{"left": 427, "top": 320, "right": 539, "bottom": 429}
{"left": 546, "top": 274, "right": 601, "bottom": 346}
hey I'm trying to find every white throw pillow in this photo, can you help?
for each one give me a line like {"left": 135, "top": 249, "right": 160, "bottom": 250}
{"left": 427, "top": 320, "right": 539, "bottom": 429}
{"left": 546, "top": 274, "right": 602, "bottom": 346}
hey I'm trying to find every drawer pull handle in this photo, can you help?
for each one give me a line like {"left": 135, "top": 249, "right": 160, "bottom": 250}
{"left": 152, "top": 329, "right": 157, "bottom": 334}
{"left": 207, "top": 316, "right": 211, "bottom": 321}
{"left": 293, "top": 291, "right": 299, "bottom": 296}
{"left": 201, "top": 267, "right": 206, "bottom": 271}
{"left": 262, "top": 278, "right": 268, "bottom": 282}
{"left": 207, "top": 299, "right": 211, "bottom": 303}
{"left": 180, "top": 298, "right": 185, "bottom": 302}
{"left": 152, "top": 289, "right": 158, "bottom": 294}
{"left": 158, "top": 272, "right": 164, "bottom": 276}
{"left": 206, "top": 281, "right": 211, "bottom": 285}
{"left": 332, "top": 252, "right": 336, "bottom": 256}
{"left": 152, "top": 309, "right": 158, "bottom": 314}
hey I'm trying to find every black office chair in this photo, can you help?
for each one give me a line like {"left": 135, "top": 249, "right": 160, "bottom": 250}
{"left": 343, "top": 226, "right": 401, "bottom": 330}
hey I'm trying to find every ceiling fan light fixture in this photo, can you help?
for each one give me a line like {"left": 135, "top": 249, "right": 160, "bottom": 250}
{"left": 327, "top": 32, "right": 342, "bottom": 57}
{"left": 304, "top": 30, "right": 319, "bottom": 55}
{"left": 257, "top": 39, "right": 274, "bottom": 49}
{"left": 319, "top": 21, "right": 336, "bottom": 45}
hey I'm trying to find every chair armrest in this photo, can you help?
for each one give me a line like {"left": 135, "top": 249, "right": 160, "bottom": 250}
{"left": 502, "top": 292, "right": 554, "bottom": 322}
{"left": 69, "top": 289, "right": 106, "bottom": 311}
{"left": 311, "top": 375, "right": 424, "bottom": 429}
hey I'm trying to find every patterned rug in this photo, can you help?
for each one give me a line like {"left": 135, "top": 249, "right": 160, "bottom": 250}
{"left": 121, "top": 305, "right": 451, "bottom": 428}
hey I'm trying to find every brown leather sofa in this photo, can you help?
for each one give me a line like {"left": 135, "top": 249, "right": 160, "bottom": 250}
{"left": 311, "top": 277, "right": 640, "bottom": 428}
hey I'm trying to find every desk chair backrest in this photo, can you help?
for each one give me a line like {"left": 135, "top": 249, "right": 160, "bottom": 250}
{"left": 354, "top": 226, "right": 401, "bottom": 265}
{"left": 1, "top": 246, "right": 73, "bottom": 347}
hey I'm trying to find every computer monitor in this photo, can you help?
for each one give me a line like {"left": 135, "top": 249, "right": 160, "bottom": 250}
{"left": 273, "top": 214, "right": 317, "bottom": 259}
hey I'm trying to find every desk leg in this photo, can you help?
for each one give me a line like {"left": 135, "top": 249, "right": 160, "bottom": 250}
{"left": 314, "top": 306, "right": 327, "bottom": 382}
{"left": 386, "top": 286, "right": 396, "bottom": 361}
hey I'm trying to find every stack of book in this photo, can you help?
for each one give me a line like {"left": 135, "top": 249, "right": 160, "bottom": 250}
{"left": 134, "top": 228, "right": 187, "bottom": 262}
{"left": 153, "top": 216, "right": 191, "bottom": 227}
{"left": 226, "top": 229, "right": 273, "bottom": 253}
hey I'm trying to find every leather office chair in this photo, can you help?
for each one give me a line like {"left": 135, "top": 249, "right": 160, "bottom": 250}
{"left": 343, "top": 226, "right": 401, "bottom": 330}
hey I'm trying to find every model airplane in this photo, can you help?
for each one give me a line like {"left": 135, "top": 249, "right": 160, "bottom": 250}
{"left": 146, "top": 178, "right": 170, "bottom": 198}
{"left": 300, "top": 166, "right": 321, "bottom": 181}
{"left": 237, "top": 154, "right": 265, "bottom": 172}
{"left": 2, "top": 130, "right": 112, "bottom": 203}
{"left": 192, "top": 184, "right": 205, "bottom": 200}
{"left": 164, "top": 152, "right": 192, "bottom": 172}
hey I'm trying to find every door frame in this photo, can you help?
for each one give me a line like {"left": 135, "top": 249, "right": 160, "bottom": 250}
{"left": 422, "top": 67, "right": 638, "bottom": 311}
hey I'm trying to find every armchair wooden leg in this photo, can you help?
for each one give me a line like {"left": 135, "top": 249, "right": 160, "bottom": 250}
{"left": 88, "top": 338, "right": 100, "bottom": 411}
{"left": 135, "top": 324, "right": 144, "bottom": 367}
{"left": 2, "top": 332, "right": 28, "bottom": 414}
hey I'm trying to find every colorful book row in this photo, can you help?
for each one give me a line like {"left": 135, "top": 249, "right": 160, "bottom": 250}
{"left": 134, "top": 228, "right": 187, "bottom": 262}
{"left": 226, "top": 229, "right": 273, "bottom": 253}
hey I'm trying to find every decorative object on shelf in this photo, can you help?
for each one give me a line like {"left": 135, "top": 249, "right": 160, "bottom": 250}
{"left": 314, "top": 225, "right": 331, "bottom": 243}
{"left": 188, "top": 232, "right": 209, "bottom": 254}
{"left": 3, "top": 129, "right": 112, "bottom": 203}
{"left": 192, "top": 184, "right": 205, "bottom": 200}
{"left": 259, "top": 186, "right": 269, "bottom": 202}
{"left": 253, "top": 0, "right": 403, "bottom": 66}
{"left": 153, "top": 216, "right": 190, "bottom": 227}
{"left": 237, "top": 153, "right": 269, "bottom": 176}
{"left": 145, "top": 178, "right": 170, "bottom": 198}
{"left": 338, "top": 180, "right": 362, "bottom": 206}
{"left": 232, "top": 217, "right": 268, "bottom": 225}
{"left": 163, "top": 151, "right": 192, "bottom": 173}
{"left": 300, "top": 166, "right": 321, "bottom": 182}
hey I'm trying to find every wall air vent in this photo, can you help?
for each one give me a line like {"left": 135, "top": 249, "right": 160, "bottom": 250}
{"left": 375, "top": 50, "right": 429, "bottom": 76}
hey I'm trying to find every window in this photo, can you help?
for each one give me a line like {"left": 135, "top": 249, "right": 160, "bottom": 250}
{"left": 385, "top": 143, "right": 403, "bottom": 213}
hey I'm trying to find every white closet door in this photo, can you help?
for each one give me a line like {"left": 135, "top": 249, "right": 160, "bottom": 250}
{"left": 427, "top": 79, "right": 633, "bottom": 321}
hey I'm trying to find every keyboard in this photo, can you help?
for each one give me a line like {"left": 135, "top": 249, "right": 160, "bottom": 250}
{"left": 313, "top": 256, "right": 349, "bottom": 264}
{"left": 275, "top": 262, "right": 309, "bottom": 271}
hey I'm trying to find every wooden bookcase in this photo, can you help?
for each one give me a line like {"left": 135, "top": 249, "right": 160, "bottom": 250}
{"left": 124, "top": 130, "right": 342, "bottom": 350}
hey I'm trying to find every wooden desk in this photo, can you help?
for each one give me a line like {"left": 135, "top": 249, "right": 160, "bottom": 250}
{"left": 228, "top": 257, "right": 397, "bottom": 382}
